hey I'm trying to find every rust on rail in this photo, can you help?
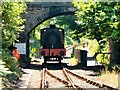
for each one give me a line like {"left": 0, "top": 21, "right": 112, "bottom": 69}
{"left": 64, "top": 68, "right": 118, "bottom": 90}
{"left": 46, "top": 68, "right": 85, "bottom": 89}
{"left": 63, "top": 68, "right": 76, "bottom": 89}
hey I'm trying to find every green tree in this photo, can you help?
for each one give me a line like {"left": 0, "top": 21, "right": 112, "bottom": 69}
{"left": 29, "top": 20, "right": 51, "bottom": 56}
{"left": 73, "top": 1, "right": 120, "bottom": 63}
{"left": 2, "top": 2, "right": 27, "bottom": 48}
{"left": 1, "top": 2, "right": 27, "bottom": 88}
{"left": 56, "top": 15, "right": 87, "bottom": 42}
{"left": 73, "top": 1, "right": 120, "bottom": 41}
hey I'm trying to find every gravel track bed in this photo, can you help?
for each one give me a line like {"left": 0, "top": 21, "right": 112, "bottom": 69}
{"left": 14, "top": 59, "right": 115, "bottom": 89}
{"left": 27, "top": 70, "right": 41, "bottom": 88}
{"left": 45, "top": 72, "right": 66, "bottom": 88}
{"left": 67, "top": 72, "right": 98, "bottom": 88}
{"left": 48, "top": 69, "right": 98, "bottom": 88}
{"left": 49, "top": 70, "right": 67, "bottom": 80}
{"left": 70, "top": 69, "right": 118, "bottom": 89}
{"left": 71, "top": 69, "right": 99, "bottom": 81}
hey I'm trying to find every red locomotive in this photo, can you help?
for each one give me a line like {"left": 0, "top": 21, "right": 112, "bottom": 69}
{"left": 39, "top": 25, "right": 66, "bottom": 63}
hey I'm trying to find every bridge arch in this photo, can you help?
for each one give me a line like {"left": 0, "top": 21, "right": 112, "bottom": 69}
{"left": 20, "top": 4, "right": 77, "bottom": 37}
{"left": 19, "top": 2, "right": 77, "bottom": 65}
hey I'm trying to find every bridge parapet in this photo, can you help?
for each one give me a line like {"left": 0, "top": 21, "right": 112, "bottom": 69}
{"left": 26, "top": 2, "right": 73, "bottom": 7}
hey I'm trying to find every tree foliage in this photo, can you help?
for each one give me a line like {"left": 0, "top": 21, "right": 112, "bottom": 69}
{"left": 1, "top": 2, "right": 27, "bottom": 88}
{"left": 2, "top": 2, "right": 27, "bottom": 48}
{"left": 56, "top": 15, "right": 87, "bottom": 41}
{"left": 73, "top": 1, "right": 120, "bottom": 41}
{"left": 29, "top": 20, "right": 51, "bottom": 56}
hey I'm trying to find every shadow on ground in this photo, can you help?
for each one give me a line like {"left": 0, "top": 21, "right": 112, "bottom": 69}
{"left": 21, "top": 61, "right": 104, "bottom": 72}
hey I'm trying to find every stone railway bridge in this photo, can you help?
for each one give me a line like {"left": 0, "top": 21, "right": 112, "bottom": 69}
{"left": 18, "top": 1, "right": 77, "bottom": 65}
{"left": 17, "top": 1, "right": 120, "bottom": 66}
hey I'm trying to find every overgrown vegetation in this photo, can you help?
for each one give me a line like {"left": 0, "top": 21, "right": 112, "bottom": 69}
{"left": 79, "top": 37, "right": 99, "bottom": 57}
{"left": 73, "top": 0, "right": 120, "bottom": 64}
{"left": 0, "top": 60, "right": 11, "bottom": 89}
{"left": 1, "top": 49, "right": 22, "bottom": 89}
{"left": 2, "top": 2, "right": 26, "bottom": 48}
{"left": 98, "top": 64, "right": 120, "bottom": 88}
{"left": 1, "top": 2, "right": 26, "bottom": 89}
{"left": 73, "top": 1, "right": 120, "bottom": 41}
{"left": 76, "top": 37, "right": 116, "bottom": 65}
{"left": 2, "top": 49, "right": 21, "bottom": 75}
{"left": 69, "top": 56, "right": 78, "bottom": 65}
{"left": 96, "top": 40, "right": 109, "bottom": 64}
{"left": 65, "top": 35, "right": 78, "bottom": 47}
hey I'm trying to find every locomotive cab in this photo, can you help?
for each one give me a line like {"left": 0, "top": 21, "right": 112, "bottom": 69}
{"left": 39, "top": 25, "right": 66, "bottom": 63}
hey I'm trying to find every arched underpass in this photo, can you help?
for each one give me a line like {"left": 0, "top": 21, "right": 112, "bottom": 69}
{"left": 17, "top": 1, "right": 120, "bottom": 66}
{"left": 17, "top": 1, "right": 77, "bottom": 66}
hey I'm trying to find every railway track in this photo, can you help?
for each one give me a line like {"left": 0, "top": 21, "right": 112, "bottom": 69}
{"left": 40, "top": 63, "right": 118, "bottom": 90}
{"left": 64, "top": 68, "right": 118, "bottom": 90}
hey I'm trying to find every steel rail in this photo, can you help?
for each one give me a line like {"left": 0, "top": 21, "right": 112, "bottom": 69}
{"left": 63, "top": 68, "right": 76, "bottom": 90}
{"left": 62, "top": 65, "right": 86, "bottom": 90}
{"left": 40, "top": 68, "right": 46, "bottom": 89}
{"left": 46, "top": 68, "right": 85, "bottom": 89}
{"left": 40, "top": 64, "right": 48, "bottom": 89}
{"left": 46, "top": 68, "right": 69, "bottom": 86}
{"left": 64, "top": 68, "right": 118, "bottom": 90}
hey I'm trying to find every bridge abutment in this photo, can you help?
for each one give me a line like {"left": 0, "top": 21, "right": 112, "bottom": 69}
{"left": 18, "top": 33, "right": 30, "bottom": 67}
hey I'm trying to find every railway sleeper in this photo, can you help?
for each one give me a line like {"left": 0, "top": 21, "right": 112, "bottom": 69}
{"left": 102, "top": 84, "right": 118, "bottom": 90}
{"left": 65, "top": 69, "right": 100, "bottom": 83}
{"left": 65, "top": 85, "right": 74, "bottom": 88}
{"left": 91, "top": 82, "right": 96, "bottom": 85}
{"left": 65, "top": 68, "right": 87, "bottom": 81}
{"left": 65, "top": 85, "right": 84, "bottom": 90}
{"left": 65, "top": 68, "right": 118, "bottom": 89}
{"left": 63, "top": 68, "right": 85, "bottom": 90}
{"left": 44, "top": 80, "right": 49, "bottom": 88}
{"left": 46, "top": 69, "right": 85, "bottom": 89}
{"left": 46, "top": 69, "right": 70, "bottom": 85}
{"left": 63, "top": 68, "right": 76, "bottom": 88}
{"left": 45, "top": 68, "right": 87, "bottom": 89}
{"left": 65, "top": 68, "right": 103, "bottom": 87}
{"left": 74, "top": 85, "right": 86, "bottom": 90}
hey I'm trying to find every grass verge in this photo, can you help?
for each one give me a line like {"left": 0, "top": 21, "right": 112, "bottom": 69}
{"left": 97, "top": 64, "right": 120, "bottom": 88}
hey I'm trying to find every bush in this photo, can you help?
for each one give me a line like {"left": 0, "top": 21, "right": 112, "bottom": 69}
{"left": 0, "top": 60, "right": 11, "bottom": 89}
{"left": 88, "top": 39, "right": 99, "bottom": 56}
{"left": 96, "top": 54, "right": 109, "bottom": 64}
{"left": 96, "top": 41, "right": 109, "bottom": 64}
{"left": 1, "top": 49, "right": 22, "bottom": 89}
{"left": 2, "top": 49, "right": 21, "bottom": 75}
{"left": 80, "top": 37, "right": 99, "bottom": 56}
{"left": 65, "top": 36, "right": 78, "bottom": 46}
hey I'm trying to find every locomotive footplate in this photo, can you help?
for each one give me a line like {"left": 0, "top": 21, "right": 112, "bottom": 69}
{"left": 44, "top": 56, "right": 63, "bottom": 60}
{"left": 44, "top": 56, "right": 62, "bottom": 63}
